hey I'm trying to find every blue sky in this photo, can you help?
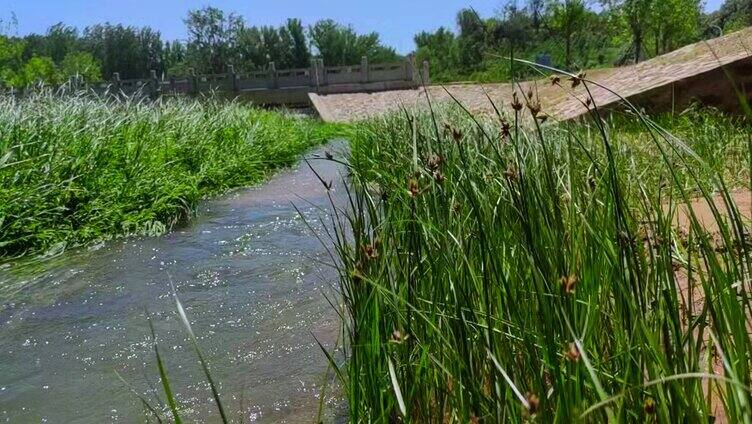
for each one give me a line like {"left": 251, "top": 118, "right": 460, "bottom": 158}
{"left": 4, "top": 0, "right": 726, "bottom": 54}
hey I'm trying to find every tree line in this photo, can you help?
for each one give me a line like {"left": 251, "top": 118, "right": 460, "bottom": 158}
{"left": 2, "top": 0, "right": 752, "bottom": 88}
{"left": 0, "top": 7, "right": 398, "bottom": 88}
{"left": 416, "top": 0, "right": 751, "bottom": 82}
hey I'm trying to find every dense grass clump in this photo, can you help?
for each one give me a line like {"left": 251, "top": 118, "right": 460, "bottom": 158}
{"left": 324, "top": 98, "right": 751, "bottom": 422}
{"left": 0, "top": 92, "right": 340, "bottom": 258}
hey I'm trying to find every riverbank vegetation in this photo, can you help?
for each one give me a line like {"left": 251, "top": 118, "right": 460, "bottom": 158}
{"left": 326, "top": 93, "right": 751, "bottom": 421}
{"left": 0, "top": 92, "right": 341, "bottom": 259}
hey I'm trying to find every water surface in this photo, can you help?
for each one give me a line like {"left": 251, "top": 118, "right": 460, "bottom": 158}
{"left": 0, "top": 144, "right": 347, "bottom": 423}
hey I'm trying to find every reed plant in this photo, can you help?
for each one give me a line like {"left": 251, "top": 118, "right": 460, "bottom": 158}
{"left": 0, "top": 91, "right": 341, "bottom": 259}
{"left": 322, "top": 81, "right": 752, "bottom": 422}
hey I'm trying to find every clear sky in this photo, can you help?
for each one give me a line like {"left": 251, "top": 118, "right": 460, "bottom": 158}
{"left": 4, "top": 0, "right": 727, "bottom": 54}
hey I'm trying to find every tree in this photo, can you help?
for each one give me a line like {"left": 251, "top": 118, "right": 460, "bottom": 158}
{"left": 60, "top": 51, "right": 102, "bottom": 82}
{"left": 0, "top": 35, "right": 25, "bottom": 87}
{"left": 236, "top": 24, "right": 299, "bottom": 70}
{"left": 236, "top": 26, "right": 266, "bottom": 69}
{"left": 163, "top": 41, "right": 187, "bottom": 76}
{"left": 619, "top": 0, "right": 654, "bottom": 63}
{"left": 456, "top": 9, "right": 486, "bottom": 70}
{"left": 0, "top": 35, "right": 24, "bottom": 72}
{"left": 13, "top": 56, "right": 59, "bottom": 87}
{"left": 650, "top": 0, "right": 701, "bottom": 55}
{"left": 309, "top": 19, "right": 398, "bottom": 66}
{"left": 712, "top": 0, "right": 752, "bottom": 30}
{"left": 527, "top": 0, "right": 547, "bottom": 32}
{"left": 83, "top": 24, "right": 164, "bottom": 79}
{"left": 184, "top": 6, "right": 243, "bottom": 74}
{"left": 550, "top": 0, "right": 588, "bottom": 69}
{"left": 414, "top": 27, "right": 459, "bottom": 80}
{"left": 137, "top": 27, "right": 164, "bottom": 75}
{"left": 260, "top": 26, "right": 287, "bottom": 66}
{"left": 281, "top": 19, "right": 310, "bottom": 68}
{"left": 43, "top": 23, "right": 79, "bottom": 63}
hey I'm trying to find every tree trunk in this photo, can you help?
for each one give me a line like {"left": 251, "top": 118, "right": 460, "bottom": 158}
{"left": 634, "top": 31, "right": 643, "bottom": 63}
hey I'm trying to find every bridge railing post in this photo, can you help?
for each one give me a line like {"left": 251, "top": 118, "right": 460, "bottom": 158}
{"left": 406, "top": 54, "right": 415, "bottom": 84}
{"left": 112, "top": 72, "right": 121, "bottom": 92}
{"left": 361, "top": 56, "right": 369, "bottom": 83}
{"left": 268, "top": 62, "right": 278, "bottom": 89}
{"left": 310, "top": 60, "right": 319, "bottom": 90}
{"left": 189, "top": 68, "right": 198, "bottom": 95}
{"left": 319, "top": 59, "right": 327, "bottom": 86}
{"left": 150, "top": 69, "right": 159, "bottom": 98}
{"left": 422, "top": 60, "right": 430, "bottom": 86}
{"left": 228, "top": 65, "right": 238, "bottom": 93}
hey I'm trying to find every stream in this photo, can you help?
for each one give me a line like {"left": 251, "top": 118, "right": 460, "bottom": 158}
{"left": 0, "top": 144, "right": 347, "bottom": 423}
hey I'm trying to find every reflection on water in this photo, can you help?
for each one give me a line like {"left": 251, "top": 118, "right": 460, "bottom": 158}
{"left": 0, "top": 144, "right": 347, "bottom": 423}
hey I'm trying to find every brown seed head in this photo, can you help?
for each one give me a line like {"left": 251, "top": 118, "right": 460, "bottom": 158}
{"left": 550, "top": 75, "right": 561, "bottom": 86}
{"left": 427, "top": 153, "right": 444, "bottom": 171}
{"left": 643, "top": 397, "right": 656, "bottom": 415}
{"left": 452, "top": 128, "right": 463, "bottom": 143}
{"left": 361, "top": 242, "right": 378, "bottom": 261}
{"left": 391, "top": 329, "right": 408, "bottom": 343}
{"left": 351, "top": 262, "right": 364, "bottom": 284}
{"left": 408, "top": 178, "right": 420, "bottom": 198}
{"left": 511, "top": 92, "right": 523, "bottom": 111}
{"left": 526, "top": 86, "right": 534, "bottom": 100}
{"left": 561, "top": 274, "right": 577, "bottom": 295}
{"left": 451, "top": 200, "right": 461, "bottom": 215}
{"left": 565, "top": 342, "right": 581, "bottom": 363}
{"left": 527, "top": 99, "right": 541, "bottom": 118}
{"left": 526, "top": 392, "right": 540, "bottom": 414}
{"left": 504, "top": 166, "right": 518, "bottom": 181}
{"left": 501, "top": 121, "right": 511, "bottom": 138}
{"left": 469, "top": 415, "right": 480, "bottom": 424}
{"left": 570, "top": 72, "right": 586, "bottom": 88}
{"left": 433, "top": 171, "right": 445, "bottom": 184}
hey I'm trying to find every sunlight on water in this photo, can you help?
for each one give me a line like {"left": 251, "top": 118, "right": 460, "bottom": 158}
{"left": 0, "top": 144, "right": 347, "bottom": 423}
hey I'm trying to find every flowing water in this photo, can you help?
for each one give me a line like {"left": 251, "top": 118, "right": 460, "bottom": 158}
{"left": 0, "top": 144, "right": 348, "bottom": 423}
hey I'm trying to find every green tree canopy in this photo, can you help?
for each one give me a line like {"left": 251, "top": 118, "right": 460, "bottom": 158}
{"left": 309, "top": 19, "right": 399, "bottom": 66}
{"left": 82, "top": 24, "right": 164, "bottom": 79}
{"left": 184, "top": 6, "right": 243, "bottom": 74}
{"left": 13, "top": 56, "right": 59, "bottom": 87}
{"left": 60, "top": 51, "right": 102, "bottom": 83}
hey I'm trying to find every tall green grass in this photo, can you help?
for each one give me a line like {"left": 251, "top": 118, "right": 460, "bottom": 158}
{"left": 325, "top": 93, "right": 751, "bottom": 422}
{"left": 0, "top": 92, "right": 341, "bottom": 259}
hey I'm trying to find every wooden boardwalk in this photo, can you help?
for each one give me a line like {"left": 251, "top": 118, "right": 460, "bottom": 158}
{"left": 310, "top": 27, "right": 752, "bottom": 122}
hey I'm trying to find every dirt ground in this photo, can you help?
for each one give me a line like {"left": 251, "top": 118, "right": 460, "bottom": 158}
{"left": 672, "top": 189, "right": 751, "bottom": 423}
